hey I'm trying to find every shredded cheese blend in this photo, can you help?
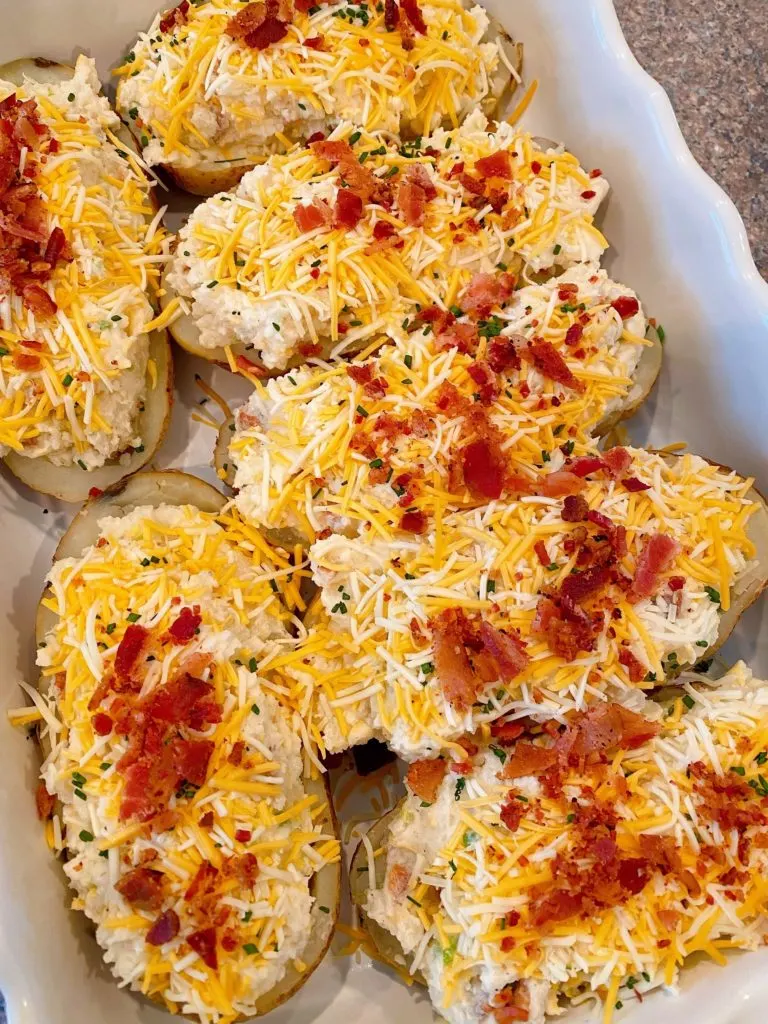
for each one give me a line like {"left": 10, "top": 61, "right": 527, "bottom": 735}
{"left": 365, "top": 663, "right": 768, "bottom": 1024}
{"left": 0, "top": 57, "right": 167, "bottom": 469}
{"left": 34, "top": 503, "right": 340, "bottom": 1021}
{"left": 259, "top": 449, "right": 760, "bottom": 758}
{"left": 115, "top": 0, "right": 514, "bottom": 169}
{"left": 164, "top": 112, "right": 609, "bottom": 369}
{"left": 229, "top": 264, "right": 648, "bottom": 539}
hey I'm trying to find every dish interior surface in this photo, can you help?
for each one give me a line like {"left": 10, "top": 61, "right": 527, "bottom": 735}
{"left": 1, "top": 2, "right": 768, "bottom": 1023}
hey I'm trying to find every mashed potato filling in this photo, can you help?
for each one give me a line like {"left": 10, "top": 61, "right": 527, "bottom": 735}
{"left": 165, "top": 113, "right": 609, "bottom": 368}
{"left": 0, "top": 56, "right": 166, "bottom": 469}
{"left": 262, "top": 450, "right": 760, "bottom": 758}
{"left": 229, "top": 264, "right": 646, "bottom": 538}
{"left": 365, "top": 663, "right": 768, "bottom": 1024}
{"left": 34, "top": 505, "right": 340, "bottom": 1022}
{"left": 116, "top": 0, "right": 511, "bottom": 169}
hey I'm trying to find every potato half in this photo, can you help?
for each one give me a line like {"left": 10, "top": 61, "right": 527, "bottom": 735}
{"left": 348, "top": 801, "right": 424, "bottom": 981}
{"left": 0, "top": 58, "right": 173, "bottom": 502}
{"left": 32, "top": 469, "right": 341, "bottom": 1019}
{"left": 117, "top": 7, "right": 522, "bottom": 198}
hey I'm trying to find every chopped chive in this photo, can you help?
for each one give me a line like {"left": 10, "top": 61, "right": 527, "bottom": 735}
{"left": 248, "top": 657, "right": 258, "bottom": 672}
{"left": 251, "top": 704, "right": 260, "bottom": 715}
{"left": 79, "top": 830, "right": 94, "bottom": 842}
{"left": 730, "top": 765, "right": 746, "bottom": 776}
{"left": 243, "top": 943, "right": 258, "bottom": 955}
{"left": 682, "top": 694, "right": 695, "bottom": 709}
{"left": 704, "top": 586, "right": 721, "bottom": 605}
{"left": 127, "top": 612, "right": 140, "bottom": 623}
{"left": 356, "top": 404, "right": 368, "bottom": 417}
{"left": 454, "top": 777, "right": 466, "bottom": 801}
{"left": 62, "top": 373, "right": 73, "bottom": 387}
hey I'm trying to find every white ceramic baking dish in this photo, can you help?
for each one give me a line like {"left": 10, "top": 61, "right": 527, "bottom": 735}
{"left": 1, "top": 2, "right": 767, "bottom": 1023}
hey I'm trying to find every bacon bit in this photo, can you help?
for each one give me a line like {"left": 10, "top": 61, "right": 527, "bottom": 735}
{"left": 561, "top": 494, "right": 589, "bottom": 522}
{"left": 533, "top": 540, "right": 549, "bottom": 566}
{"left": 487, "top": 336, "right": 522, "bottom": 373}
{"left": 397, "top": 164, "right": 435, "bottom": 227}
{"left": 304, "top": 34, "right": 324, "bottom": 48}
{"left": 293, "top": 197, "right": 332, "bottom": 233}
{"left": 475, "top": 150, "right": 513, "bottom": 180}
{"left": 306, "top": 130, "right": 325, "bottom": 144}
{"left": 569, "top": 456, "right": 606, "bottom": 478}
{"left": 538, "top": 470, "right": 585, "bottom": 498}
{"left": 618, "top": 647, "right": 647, "bottom": 683}
{"left": 115, "top": 624, "right": 149, "bottom": 683}
{"left": 173, "top": 739, "right": 215, "bottom": 788}
{"left": 559, "top": 564, "right": 611, "bottom": 611}
{"left": 630, "top": 533, "right": 681, "bottom": 601}
{"left": 12, "top": 351, "right": 40, "bottom": 371}
{"left": 467, "top": 359, "right": 499, "bottom": 405}
{"left": 532, "top": 596, "right": 596, "bottom": 661}
{"left": 88, "top": 487, "right": 104, "bottom": 499}
{"left": 372, "top": 220, "right": 396, "bottom": 242}
{"left": 460, "top": 271, "right": 515, "bottom": 319}
{"left": 611, "top": 295, "right": 640, "bottom": 320}
{"left": 602, "top": 446, "right": 632, "bottom": 477}
{"left": 159, "top": 0, "right": 190, "bottom": 33}
{"left": 116, "top": 867, "right": 165, "bottom": 911}
{"left": 146, "top": 908, "right": 180, "bottom": 946}
{"left": 400, "top": 0, "right": 427, "bottom": 33}
{"left": 523, "top": 338, "right": 585, "bottom": 393}
{"left": 35, "top": 782, "right": 55, "bottom": 820}
{"left": 668, "top": 576, "right": 685, "bottom": 591}
{"left": 235, "top": 829, "right": 252, "bottom": 843}
{"left": 462, "top": 438, "right": 506, "bottom": 499}
{"left": 491, "top": 1008, "right": 529, "bottom": 1023}
{"left": 432, "top": 608, "right": 478, "bottom": 710}
{"left": 199, "top": 811, "right": 214, "bottom": 829}
{"left": 44, "top": 226, "right": 70, "bottom": 266}
{"left": 490, "top": 720, "right": 525, "bottom": 745}
{"left": 623, "top": 476, "right": 650, "bottom": 492}
{"left": 384, "top": 0, "right": 399, "bottom": 30}
{"left": 188, "top": 927, "right": 218, "bottom": 970}
{"left": 406, "top": 758, "right": 447, "bottom": 803}
{"left": 230, "top": 852, "right": 259, "bottom": 888}
{"left": 564, "top": 323, "right": 583, "bottom": 347}
{"left": 186, "top": 860, "right": 219, "bottom": 904}
{"left": 580, "top": 189, "right": 596, "bottom": 200}
{"left": 589, "top": 168, "right": 603, "bottom": 178}
{"left": 689, "top": 761, "right": 767, "bottom": 833}
{"left": 334, "top": 187, "right": 364, "bottom": 229}
{"left": 479, "top": 622, "right": 529, "bottom": 682}
{"left": 500, "top": 794, "right": 525, "bottom": 833}
{"left": 92, "top": 712, "right": 113, "bottom": 736}
{"left": 311, "top": 139, "right": 390, "bottom": 205}
{"left": 227, "top": 0, "right": 291, "bottom": 49}
{"left": 167, "top": 606, "right": 202, "bottom": 644}
{"left": 400, "top": 509, "right": 428, "bottom": 534}
{"left": 387, "top": 862, "right": 411, "bottom": 898}
{"left": 435, "top": 322, "right": 479, "bottom": 354}
{"left": 346, "top": 362, "right": 388, "bottom": 398}
{"left": 228, "top": 740, "right": 245, "bottom": 767}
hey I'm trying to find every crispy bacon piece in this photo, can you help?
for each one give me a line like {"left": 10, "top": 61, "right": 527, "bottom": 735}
{"left": 230, "top": 852, "right": 260, "bottom": 888}
{"left": 397, "top": 164, "right": 435, "bottom": 227}
{"left": 400, "top": 509, "right": 428, "bottom": 534}
{"left": 115, "top": 624, "right": 149, "bottom": 684}
{"left": 12, "top": 351, "right": 40, "bottom": 371}
{"left": 623, "top": 476, "right": 650, "bottom": 492}
{"left": 311, "top": 139, "right": 389, "bottom": 205}
{"left": 35, "top": 782, "right": 55, "bottom": 820}
{"left": 167, "top": 606, "right": 202, "bottom": 644}
{"left": 479, "top": 622, "right": 529, "bottom": 682}
{"left": 570, "top": 703, "right": 659, "bottom": 756}
{"left": 537, "top": 470, "right": 585, "bottom": 498}
{"left": 499, "top": 794, "right": 525, "bottom": 833}
{"left": 559, "top": 564, "right": 611, "bottom": 611}
{"left": 21, "top": 283, "right": 57, "bottom": 318}
{"left": 116, "top": 867, "right": 165, "bottom": 911}
{"left": 561, "top": 494, "right": 589, "bottom": 522}
{"left": 467, "top": 360, "right": 499, "bottom": 405}
{"left": 491, "top": 1008, "right": 529, "bottom": 1024}
{"left": 92, "top": 712, "right": 113, "bottom": 736}
{"left": 618, "top": 647, "right": 647, "bottom": 683}
{"left": 146, "top": 909, "right": 180, "bottom": 946}
{"left": 334, "top": 188, "right": 364, "bottom": 229}
{"left": 460, "top": 272, "right": 516, "bottom": 319}
{"left": 689, "top": 761, "right": 767, "bottom": 833}
{"left": 503, "top": 742, "right": 558, "bottom": 780}
{"left": 432, "top": 608, "right": 478, "bottom": 710}
{"left": 43, "top": 226, "right": 70, "bottom": 267}
{"left": 346, "top": 362, "right": 388, "bottom": 398}
{"left": 487, "top": 336, "right": 521, "bottom": 373}
{"left": 406, "top": 758, "right": 447, "bottom": 803}
{"left": 462, "top": 438, "right": 505, "bottom": 500}
{"left": 293, "top": 198, "right": 332, "bottom": 233}
{"left": 569, "top": 456, "right": 606, "bottom": 478}
{"left": 490, "top": 719, "right": 526, "bottom": 745}
{"left": 304, "top": 35, "right": 324, "bottom": 49}
{"left": 145, "top": 673, "right": 221, "bottom": 731}
{"left": 384, "top": 0, "right": 399, "bottom": 30}
{"left": 188, "top": 927, "right": 218, "bottom": 970}
{"left": 474, "top": 150, "right": 513, "bottom": 180}
{"left": 611, "top": 295, "right": 640, "bottom": 320}
{"left": 186, "top": 861, "right": 219, "bottom": 903}
{"left": 523, "top": 339, "right": 585, "bottom": 393}
{"left": 159, "top": 0, "right": 190, "bottom": 33}
{"left": 227, "top": 0, "right": 291, "bottom": 49}
{"left": 630, "top": 533, "right": 681, "bottom": 601}
{"left": 172, "top": 738, "right": 215, "bottom": 787}
{"left": 400, "top": 0, "right": 427, "bottom": 34}
{"left": 235, "top": 353, "right": 268, "bottom": 377}
{"left": 435, "top": 321, "right": 479, "bottom": 354}
{"left": 602, "top": 446, "right": 632, "bottom": 477}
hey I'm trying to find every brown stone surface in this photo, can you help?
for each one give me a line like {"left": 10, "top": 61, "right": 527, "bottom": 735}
{"left": 615, "top": 0, "right": 767, "bottom": 277}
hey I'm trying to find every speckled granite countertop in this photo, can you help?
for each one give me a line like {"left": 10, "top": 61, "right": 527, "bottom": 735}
{"left": 615, "top": 0, "right": 767, "bottom": 278}
{"left": 0, "top": 4, "right": 764, "bottom": 1023}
